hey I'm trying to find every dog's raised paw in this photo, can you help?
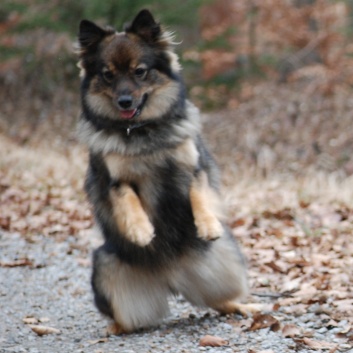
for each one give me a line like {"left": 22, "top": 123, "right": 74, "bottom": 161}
{"left": 126, "top": 220, "right": 155, "bottom": 247}
{"left": 196, "top": 216, "right": 223, "bottom": 241}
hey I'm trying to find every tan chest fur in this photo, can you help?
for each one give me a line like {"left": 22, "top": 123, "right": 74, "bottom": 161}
{"left": 104, "top": 138, "right": 199, "bottom": 182}
{"left": 103, "top": 138, "right": 199, "bottom": 217}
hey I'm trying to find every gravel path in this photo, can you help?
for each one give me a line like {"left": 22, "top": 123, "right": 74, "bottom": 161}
{"left": 1, "top": 231, "right": 351, "bottom": 353}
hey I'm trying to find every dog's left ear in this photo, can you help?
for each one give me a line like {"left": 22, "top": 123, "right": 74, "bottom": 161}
{"left": 125, "top": 9, "right": 161, "bottom": 43}
{"left": 78, "top": 20, "right": 112, "bottom": 49}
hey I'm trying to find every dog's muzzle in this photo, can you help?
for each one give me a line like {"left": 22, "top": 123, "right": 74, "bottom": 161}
{"left": 118, "top": 94, "right": 148, "bottom": 120}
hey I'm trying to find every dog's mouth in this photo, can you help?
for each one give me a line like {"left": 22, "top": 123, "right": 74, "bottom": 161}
{"left": 119, "top": 94, "right": 148, "bottom": 120}
{"left": 120, "top": 109, "right": 138, "bottom": 120}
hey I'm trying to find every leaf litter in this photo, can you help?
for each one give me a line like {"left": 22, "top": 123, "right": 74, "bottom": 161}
{"left": 199, "top": 335, "right": 229, "bottom": 347}
{"left": 2, "top": 134, "right": 353, "bottom": 351}
{"left": 2, "top": 80, "right": 353, "bottom": 351}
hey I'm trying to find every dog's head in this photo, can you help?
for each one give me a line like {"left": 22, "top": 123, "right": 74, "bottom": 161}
{"left": 77, "top": 10, "right": 182, "bottom": 123}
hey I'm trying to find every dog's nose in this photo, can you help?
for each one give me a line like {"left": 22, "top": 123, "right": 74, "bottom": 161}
{"left": 118, "top": 95, "right": 133, "bottom": 109}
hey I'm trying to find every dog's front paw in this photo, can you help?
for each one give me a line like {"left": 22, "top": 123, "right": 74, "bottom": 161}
{"left": 195, "top": 216, "right": 223, "bottom": 241}
{"left": 126, "top": 219, "right": 155, "bottom": 247}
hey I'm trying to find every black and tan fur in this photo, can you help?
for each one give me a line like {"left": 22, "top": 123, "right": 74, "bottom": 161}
{"left": 77, "top": 10, "right": 248, "bottom": 333}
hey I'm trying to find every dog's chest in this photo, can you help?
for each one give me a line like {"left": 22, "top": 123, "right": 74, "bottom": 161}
{"left": 104, "top": 138, "right": 199, "bottom": 182}
{"left": 104, "top": 140, "right": 200, "bottom": 219}
{"left": 104, "top": 153, "right": 164, "bottom": 182}
{"left": 104, "top": 152, "right": 169, "bottom": 217}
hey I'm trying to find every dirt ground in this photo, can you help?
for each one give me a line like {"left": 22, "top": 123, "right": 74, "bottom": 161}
{"left": 1, "top": 81, "right": 353, "bottom": 352}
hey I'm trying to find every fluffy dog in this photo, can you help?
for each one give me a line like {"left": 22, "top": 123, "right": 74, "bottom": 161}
{"left": 77, "top": 9, "right": 248, "bottom": 333}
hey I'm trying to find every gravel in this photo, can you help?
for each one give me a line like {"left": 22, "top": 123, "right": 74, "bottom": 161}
{"left": 1, "top": 231, "right": 351, "bottom": 353}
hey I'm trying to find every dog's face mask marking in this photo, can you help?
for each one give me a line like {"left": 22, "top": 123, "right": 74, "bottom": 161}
{"left": 77, "top": 10, "right": 181, "bottom": 123}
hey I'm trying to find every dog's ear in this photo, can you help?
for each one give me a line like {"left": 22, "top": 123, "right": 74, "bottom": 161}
{"left": 78, "top": 20, "right": 111, "bottom": 49}
{"left": 125, "top": 9, "right": 161, "bottom": 43}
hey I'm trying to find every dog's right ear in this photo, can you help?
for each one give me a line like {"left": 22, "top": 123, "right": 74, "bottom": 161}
{"left": 78, "top": 20, "right": 110, "bottom": 49}
{"left": 125, "top": 10, "right": 161, "bottom": 44}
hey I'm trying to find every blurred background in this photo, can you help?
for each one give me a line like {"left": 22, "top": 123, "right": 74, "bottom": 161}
{"left": 2, "top": 0, "right": 353, "bottom": 236}
{"left": 2, "top": 0, "right": 353, "bottom": 173}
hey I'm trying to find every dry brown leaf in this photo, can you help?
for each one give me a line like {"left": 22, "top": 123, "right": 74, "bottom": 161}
{"left": 329, "top": 346, "right": 339, "bottom": 353}
{"left": 264, "top": 261, "right": 287, "bottom": 274}
{"left": 335, "top": 327, "right": 353, "bottom": 341}
{"left": 280, "top": 278, "right": 301, "bottom": 293}
{"left": 199, "top": 335, "right": 228, "bottom": 347}
{"left": 0, "top": 258, "right": 33, "bottom": 268}
{"left": 271, "top": 321, "right": 281, "bottom": 332}
{"left": 334, "top": 299, "right": 353, "bottom": 312}
{"left": 29, "top": 325, "right": 60, "bottom": 336}
{"left": 282, "top": 323, "right": 302, "bottom": 338}
{"left": 23, "top": 317, "right": 38, "bottom": 325}
{"left": 249, "top": 314, "right": 280, "bottom": 331}
{"left": 76, "top": 258, "right": 91, "bottom": 267}
{"left": 39, "top": 317, "right": 50, "bottom": 323}
{"left": 88, "top": 338, "right": 109, "bottom": 345}
{"left": 326, "top": 319, "right": 338, "bottom": 329}
{"left": 296, "top": 337, "right": 337, "bottom": 350}
{"left": 230, "top": 217, "right": 246, "bottom": 228}
{"left": 338, "top": 325, "right": 351, "bottom": 334}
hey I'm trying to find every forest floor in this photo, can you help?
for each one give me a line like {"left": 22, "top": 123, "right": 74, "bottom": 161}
{"left": 1, "top": 80, "right": 353, "bottom": 352}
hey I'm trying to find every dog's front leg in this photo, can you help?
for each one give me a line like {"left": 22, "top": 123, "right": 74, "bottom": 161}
{"left": 110, "top": 183, "right": 155, "bottom": 247}
{"left": 190, "top": 171, "right": 224, "bottom": 241}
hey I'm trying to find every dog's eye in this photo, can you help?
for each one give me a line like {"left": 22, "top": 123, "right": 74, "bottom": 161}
{"left": 102, "top": 71, "right": 114, "bottom": 82}
{"left": 134, "top": 67, "right": 147, "bottom": 79}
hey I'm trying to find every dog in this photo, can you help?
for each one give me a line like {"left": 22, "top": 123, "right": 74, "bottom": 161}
{"left": 76, "top": 9, "right": 248, "bottom": 334}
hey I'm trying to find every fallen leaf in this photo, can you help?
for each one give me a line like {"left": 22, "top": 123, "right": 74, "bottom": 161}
{"left": 230, "top": 217, "right": 246, "bottom": 227}
{"left": 23, "top": 317, "right": 38, "bottom": 325}
{"left": 0, "top": 258, "right": 33, "bottom": 268}
{"left": 295, "top": 337, "right": 337, "bottom": 350}
{"left": 334, "top": 299, "right": 353, "bottom": 312}
{"left": 249, "top": 314, "right": 280, "bottom": 331}
{"left": 88, "top": 338, "right": 109, "bottom": 345}
{"left": 76, "top": 258, "right": 91, "bottom": 267}
{"left": 335, "top": 327, "right": 353, "bottom": 340}
{"left": 264, "top": 261, "right": 288, "bottom": 274}
{"left": 282, "top": 323, "right": 302, "bottom": 338}
{"left": 199, "top": 335, "right": 228, "bottom": 347}
{"left": 29, "top": 325, "right": 60, "bottom": 336}
{"left": 326, "top": 319, "right": 338, "bottom": 329}
{"left": 281, "top": 278, "right": 301, "bottom": 293}
{"left": 329, "top": 346, "right": 339, "bottom": 353}
{"left": 338, "top": 325, "right": 351, "bottom": 334}
{"left": 39, "top": 317, "right": 50, "bottom": 323}
{"left": 270, "top": 321, "right": 281, "bottom": 332}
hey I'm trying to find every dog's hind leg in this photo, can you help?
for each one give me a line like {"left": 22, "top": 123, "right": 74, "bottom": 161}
{"left": 170, "top": 232, "right": 248, "bottom": 313}
{"left": 92, "top": 246, "right": 170, "bottom": 333}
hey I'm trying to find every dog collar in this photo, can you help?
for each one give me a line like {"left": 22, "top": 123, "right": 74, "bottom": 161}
{"left": 126, "top": 120, "right": 150, "bottom": 136}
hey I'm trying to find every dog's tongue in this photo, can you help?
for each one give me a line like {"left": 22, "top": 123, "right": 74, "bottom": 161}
{"left": 120, "top": 109, "right": 137, "bottom": 119}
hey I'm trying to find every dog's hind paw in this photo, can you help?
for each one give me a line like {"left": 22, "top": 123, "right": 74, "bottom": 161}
{"left": 126, "top": 220, "right": 155, "bottom": 247}
{"left": 106, "top": 322, "right": 128, "bottom": 336}
{"left": 214, "top": 302, "right": 268, "bottom": 318}
{"left": 196, "top": 216, "right": 223, "bottom": 241}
